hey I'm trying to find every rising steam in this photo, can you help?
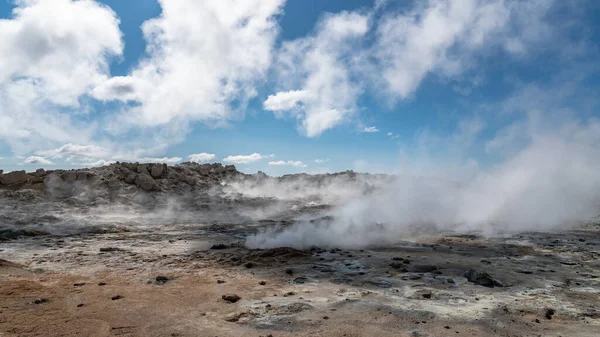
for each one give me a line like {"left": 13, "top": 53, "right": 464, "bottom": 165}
{"left": 246, "top": 115, "right": 600, "bottom": 249}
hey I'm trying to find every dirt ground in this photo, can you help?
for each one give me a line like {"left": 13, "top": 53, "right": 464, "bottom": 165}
{"left": 2, "top": 221, "right": 600, "bottom": 337}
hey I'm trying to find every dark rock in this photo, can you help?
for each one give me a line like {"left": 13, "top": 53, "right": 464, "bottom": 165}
{"left": 111, "top": 295, "right": 123, "bottom": 300}
{"left": 210, "top": 244, "right": 228, "bottom": 250}
{"left": 422, "top": 293, "right": 432, "bottom": 299}
{"left": 285, "top": 268, "right": 294, "bottom": 275}
{"left": 33, "top": 297, "right": 48, "bottom": 304}
{"left": 155, "top": 276, "right": 169, "bottom": 284}
{"left": 545, "top": 309, "right": 555, "bottom": 319}
{"left": 244, "top": 262, "right": 255, "bottom": 269}
{"left": 409, "top": 265, "right": 438, "bottom": 273}
{"left": 463, "top": 268, "right": 502, "bottom": 288}
{"left": 98, "top": 282, "right": 106, "bottom": 286}
{"left": 322, "top": 316, "right": 329, "bottom": 320}
{"left": 135, "top": 173, "right": 159, "bottom": 191}
{"left": 73, "top": 283, "right": 86, "bottom": 287}
{"left": 77, "top": 304, "right": 84, "bottom": 307}
{"left": 222, "top": 294, "right": 241, "bottom": 303}
{"left": 217, "top": 280, "right": 226, "bottom": 284}
{"left": 99, "top": 247, "right": 122, "bottom": 252}
{"left": 150, "top": 164, "right": 168, "bottom": 179}
{"left": 259, "top": 280, "right": 266, "bottom": 285}
{"left": 1, "top": 170, "right": 29, "bottom": 186}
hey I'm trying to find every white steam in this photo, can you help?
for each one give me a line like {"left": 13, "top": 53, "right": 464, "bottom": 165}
{"left": 246, "top": 115, "right": 600, "bottom": 249}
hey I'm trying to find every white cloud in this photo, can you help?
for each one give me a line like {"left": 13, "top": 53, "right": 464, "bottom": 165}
{"left": 23, "top": 156, "right": 54, "bottom": 165}
{"left": 99, "top": 0, "right": 284, "bottom": 132}
{"left": 314, "top": 159, "right": 329, "bottom": 164}
{"left": 387, "top": 132, "right": 399, "bottom": 139}
{"left": 263, "top": 90, "right": 309, "bottom": 111}
{"left": 363, "top": 126, "right": 379, "bottom": 133}
{"left": 223, "top": 153, "right": 272, "bottom": 164}
{"left": 268, "top": 160, "right": 307, "bottom": 168}
{"left": 188, "top": 153, "right": 216, "bottom": 163}
{"left": 36, "top": 143, "right": 110, "bottom": 159}
{"left": 0, "top": 0, "right": 123, "bottom": 153}
{"left": 267, "top": 11, "right": 369, "bottom": 137}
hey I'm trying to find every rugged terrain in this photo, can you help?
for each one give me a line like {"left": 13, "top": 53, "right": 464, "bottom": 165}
{"left": 1, "top": 163, "right": 599, "bottom": 337}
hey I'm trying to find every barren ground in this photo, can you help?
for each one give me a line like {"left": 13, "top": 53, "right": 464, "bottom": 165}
{"left": 2, "top": 221, "right": 600, "bottom": 337}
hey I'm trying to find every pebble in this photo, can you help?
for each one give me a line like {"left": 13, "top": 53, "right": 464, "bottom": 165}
{"left": 222, "top": 294, "right": 241, "bottom": 303}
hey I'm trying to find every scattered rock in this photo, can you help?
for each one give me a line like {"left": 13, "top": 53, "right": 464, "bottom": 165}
{"left": 545, "top": 309, "right": 555, "bottom": 319}
{"left": 322, "top": 316, "right": 329, "bottom": 320}
{"left": 259, "top": 280, "right": 266, "bottom": 285}
{"left": 210, "top": 244, "right": 228, "bottom": 250}
{"left": 155, "top": 276, "right": 169, "bottom": 284}
{"left": 409, "top": 265, "right": 438, "bottom": 273}
{"left": 222, "top": 294, "right": 241, "bottom": 303}
{"left": 111, "top": 295, "right": 123, "bottom": 300}
{"left": 1, "top": 170, "right": 29, "bottom": 186}
{"left": 422, "top": 293, "right": 432, "bottom": 299}
{"left": 285, "top": 268, "right": 294, "bottom": 275}
{"left": 224, "top": 311, "right": 246, "bottom": 322}
{"left": 99, "top": 247, "right": 123, "bottom": 252}
{"left": 217, "top": 280, "right": 226, "bottom": 284}
{"left": 77, "top": 304, "right": 84, "bottom": 308}
{"left": 98, "top": 282, "right": 107, "bottom": 286}
{"left": 463, "top": 268, "right": 503, "bottom": 288}
{"left": 245, "top": 262, "right": 255, "bottom": 269}
{"left": 73, "top": 283, "right": 86, "bottom": 287}
{"left": 33, "top": 297, "right": 48, "bottom": 304}
{"left": 135, "top": 173, "right": 160, "bottom": 191}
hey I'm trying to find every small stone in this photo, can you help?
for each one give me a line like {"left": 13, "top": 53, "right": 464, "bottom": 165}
{"left": 155, "top": 276, "right": 169, "bottom": 284}
{"left": 545, "top": 309, "right": 555, "bottom": 319}
{"left": 245, "top": 262, "right": 255, "bottom": 269}
{"left": 285, "top": 268, "right": 294, "bottom": 275}
{"left": 259, "top": 281, "right": 266, "bottom": 285}
{"left": 217, "top": 280, "right": 226, "bottom": 284}
{"left": 422, "top": 293, "right": 432, "bottom": 299}
{"left": 225, "top": 312, "right": 244, "bottom": 322}
{"left": 111, "top": 295, "right": 123, "bottom": 300}
{"left": 444, "top": 326, "right": 450, "bottom": 329}
{"left": 535, "top": 319, "right": 541, "bottom": 323}
{"left": 77, "top": 304, "right": 84, "bottom": 307}
{"left": 210, "top": 244, "right": 228, "bottom": 250}
{"left": 98, "top": 282, "right": 106, "bottom": 286}
{"left": 322, "top": 316, "right": 329, "bottom": 320}
{"left": 73, "top": 282, "right": 86, "bottom": 287}
{"left": 222, "top": 294, "right": 241, "bottom": 303}
{"left": 33, "top": 297, "right": 48, "bottom": 304}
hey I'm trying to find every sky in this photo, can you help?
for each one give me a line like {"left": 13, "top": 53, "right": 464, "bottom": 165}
{"left": 0, "top": 0, "right": 599, "bottom": 175}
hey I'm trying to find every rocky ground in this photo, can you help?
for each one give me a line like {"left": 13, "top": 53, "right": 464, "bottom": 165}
{"left": 1, "top": 163, "right": 599, "bottom": 337}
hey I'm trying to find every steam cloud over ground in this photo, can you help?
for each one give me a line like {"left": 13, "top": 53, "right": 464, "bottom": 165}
{"left": 246, "top": 116, "right": 600, "bottom": 249}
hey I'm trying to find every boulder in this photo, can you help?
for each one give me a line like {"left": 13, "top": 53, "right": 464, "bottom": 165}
{"left": 464, "top": 268, "right": 503, "bottom": 288}
{"left": 135, "top": 173, "right": 159, "bottom": 192}
{"left": 0, "top": 170, "right": 29, "bottom": 186}
{"left": 35, "top": 169, "right": 46, "bottom": 177}
{"left": 62, "top": 172, "right": 77, "bottom": 182}
{"left": 150, "top": 164, "right": 167, "bottom": 179}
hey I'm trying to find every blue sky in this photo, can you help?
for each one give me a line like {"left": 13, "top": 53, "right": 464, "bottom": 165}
{"left": 0, "top": 0, "right": 599, "bottom": 175}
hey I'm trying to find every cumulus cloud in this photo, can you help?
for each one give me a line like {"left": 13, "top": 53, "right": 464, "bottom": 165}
{"left": 23, "top": 156, "right": 54, "bottom": 165}
{"left": 267, "top": 11, "right": 369, "bottom": 137}
{"left": 314, "top": 159, "right": 329, "bottom": 164}
{"left": 188, "top": 153, "right": 216, "bottom": 163}
{"left": 363, "top": 126, "right": 379, "bottom": 133}
{"left": 263, "top": 90, "right": 309, "bottom": 112}
{"left": 268, "top": 160, "right": 307, "bottom": 168}
{"left": 266, "top": 0, "right": 562, "bottom": 136}
{"left": 99, "top": 0, "right": 284, "bottom": 131}
{"left": 223, "top": 153, "right": 273, "bottom": 164}
{"left": 0, "top": 0, "right": 123, "bottom": 153}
